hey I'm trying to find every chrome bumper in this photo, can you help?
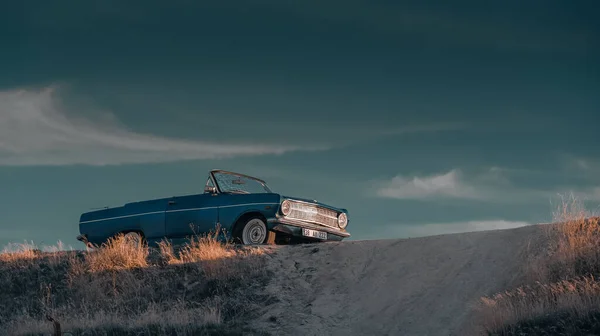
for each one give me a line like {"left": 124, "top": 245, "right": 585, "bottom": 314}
{"left": 267, "top": 217, "right": 351, "bottom": 238}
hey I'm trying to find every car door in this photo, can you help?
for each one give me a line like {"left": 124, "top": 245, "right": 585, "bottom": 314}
{"left": 165, "top": 193, "right": 221, "bottom": 239}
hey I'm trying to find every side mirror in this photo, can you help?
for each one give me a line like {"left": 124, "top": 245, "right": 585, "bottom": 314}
{"left": 204, "top": 186, "right": 217, "bottom": 194}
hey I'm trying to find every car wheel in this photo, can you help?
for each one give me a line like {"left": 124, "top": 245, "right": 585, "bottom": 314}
{"left": 123, "top": 231, "right": 145, "bottom": 248}
{"left": 239, "top": 217, "right": 276, "bottom": 245}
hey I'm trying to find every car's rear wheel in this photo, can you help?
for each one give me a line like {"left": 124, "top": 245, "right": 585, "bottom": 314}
{"left": 238, "top": 217, "right": 276, "bottom": 245}
{"left": 123, "top": 231, "right": 146, "bottom": 248}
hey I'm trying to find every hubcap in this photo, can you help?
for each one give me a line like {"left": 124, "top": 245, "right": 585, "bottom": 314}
{"left": 123, "top": 232, "right": 142, "bottom": 247}
{"left": 242, "top": 219, "right": 267, "bottom": 245}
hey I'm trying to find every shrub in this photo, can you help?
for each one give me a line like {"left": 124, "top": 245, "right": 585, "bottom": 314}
{"left": 84, "top": 234, "right": 149, "bottom": 272}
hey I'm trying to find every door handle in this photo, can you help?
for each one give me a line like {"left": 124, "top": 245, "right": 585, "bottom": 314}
{"left": 168, "top": 200, "right": 176, "bottom": 205}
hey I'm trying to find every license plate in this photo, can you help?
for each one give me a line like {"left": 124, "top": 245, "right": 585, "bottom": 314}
{"left": 302, "top": 228, "right": 327, "bottom": 240}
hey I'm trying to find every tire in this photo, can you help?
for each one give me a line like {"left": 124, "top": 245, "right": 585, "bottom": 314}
{"left": 236, "top": 217, "right": 276, "bottom": 245}
{"left": 122, "top": 231, "right": 146, "bottom": 248}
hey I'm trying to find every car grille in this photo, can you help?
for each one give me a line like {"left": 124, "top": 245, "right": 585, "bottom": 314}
{"left": 287, "top": 201, "right": 339, "bottom": 228}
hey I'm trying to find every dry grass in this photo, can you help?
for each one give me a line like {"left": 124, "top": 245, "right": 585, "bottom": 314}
{"left": 84, "top": 234, "right": 149, "bottom": 272}
{"left": 541, "top": 194, "right": 600, "bottom": 282}
{"left": 480, "top": 276, "right": 600, "bottom": 333}
{"left": 9, "top": 305, "right": 224, "bottom": 336}
{"left": 478, "top": 193, "right": 600, "bottom": 335}
{"left": 0, "top": 241, "right": 71, "bottom": 268}
{"left": 158, "top": 232, "right": 239, "bottom": 265}
{"left": 158, "top": 230, "right": 266, "bottom": 281}
{"left": 0, "top": 230, "right": 273, "bottom": 336}
{"left": 0, "top": 241, "right": 40, "bottom": 264}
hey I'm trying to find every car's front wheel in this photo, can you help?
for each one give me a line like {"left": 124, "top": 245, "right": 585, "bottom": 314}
{"left": 237, "top": 217, "right": 276, "bottom": 245}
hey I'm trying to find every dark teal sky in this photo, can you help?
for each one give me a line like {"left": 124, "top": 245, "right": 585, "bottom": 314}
{"left": 1, "top": 1, "right": 599, "bottom": 249}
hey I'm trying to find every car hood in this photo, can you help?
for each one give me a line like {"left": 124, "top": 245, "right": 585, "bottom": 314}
{"left": 281, "top": 195, "right": 347, "bottom": 213}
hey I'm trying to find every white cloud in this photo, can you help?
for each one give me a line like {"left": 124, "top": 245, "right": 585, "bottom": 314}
{"left": 388, "top": 220, "right": 532, "bottom": 239}
{"left": 376, "top": 169, "right": 485, "bottom": 200}
{"left": 374, "top": 167, "right": 555, "bottom": 202}
{"left": 0, "top": 86, "right": 314, "bottom": 166}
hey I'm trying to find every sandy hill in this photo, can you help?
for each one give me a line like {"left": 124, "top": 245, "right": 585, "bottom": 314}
{"left": 253, "top": 224, "right": 544, "bottom": 336}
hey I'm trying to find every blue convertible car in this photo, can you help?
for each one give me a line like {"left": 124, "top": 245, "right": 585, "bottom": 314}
{"left": 77, "top": 170, "right": 350, "bottom": 247}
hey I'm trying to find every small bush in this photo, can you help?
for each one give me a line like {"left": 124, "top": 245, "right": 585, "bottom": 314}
{"left": 84, "top": 234, "right": 149, "bottom": 272}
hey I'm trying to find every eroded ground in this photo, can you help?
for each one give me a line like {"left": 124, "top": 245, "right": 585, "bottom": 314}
{"left": 252, "top": 225, "right": 544, "bottom": 336}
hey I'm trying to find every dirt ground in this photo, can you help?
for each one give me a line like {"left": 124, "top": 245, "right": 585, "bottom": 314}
{"left": 252, "top": 224, "right": 545, "bottom": 336}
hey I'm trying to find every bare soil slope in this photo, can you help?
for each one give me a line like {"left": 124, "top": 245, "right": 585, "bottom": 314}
{"left": 253, "top": 224, "right": 544, "bottom": 336}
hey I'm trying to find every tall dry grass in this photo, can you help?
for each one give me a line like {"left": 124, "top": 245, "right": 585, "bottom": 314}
{"left": 83, "top": 234, "right": 149, "bottom": 272}
{"left": 0, "top": 231, "right": 272, "bottom": 336}
{"left": 479, "top": 193, "right": 600, "bottom": 334}
{"left": 479, "top": 276, "right": 600, "bottom": 333}
{"left": 542, "top": 194, "right": 600, "bottom": 281}
{"left": 158, "top": 230, "right": 266, "bottom": 281}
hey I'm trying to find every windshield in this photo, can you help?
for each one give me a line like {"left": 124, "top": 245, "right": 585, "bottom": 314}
{"left": 211, "top": 171, "right": 272, "bottom": 194}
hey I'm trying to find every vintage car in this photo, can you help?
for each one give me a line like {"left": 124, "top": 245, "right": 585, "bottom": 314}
{"left": 76, "top": 169, "right": 350, "bottom": 247}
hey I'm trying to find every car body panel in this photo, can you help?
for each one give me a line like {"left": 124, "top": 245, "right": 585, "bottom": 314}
{"left": 77, "top": 170, "right": 350, "bottom": 247}
{"left": 165, "top": 194, "right": 220, "bottom": 240}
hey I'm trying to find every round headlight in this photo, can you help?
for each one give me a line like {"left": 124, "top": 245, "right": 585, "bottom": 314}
{"left": 338, "top": 212, "right": 348, "bottom": 229}
{"left": 280, "top": 200, "right": 291, "bottom": 216}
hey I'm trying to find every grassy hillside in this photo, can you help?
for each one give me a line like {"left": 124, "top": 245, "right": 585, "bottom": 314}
{"left": 4, "top": 195, "right": 599, "bottom": 335}
{"left": 478, "top": 194, "right": 600, "bottom": 335}
{"left": 0, "top": 232, "right": 272, "bottom": 336}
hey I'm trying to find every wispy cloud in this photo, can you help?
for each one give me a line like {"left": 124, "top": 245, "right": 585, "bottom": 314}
{"left": 375, "top": 169, "right": 492, "bottom": 200}
{"left": 563, "top": 155, "right": 600, "bottom": 175}
{"left": 373, "top": 167, "right": 552, "bottom": 202}
{"left": 554, "top": 155, "right": 600, "bottom": 193}
{"left": 0, "top": 86, "right": 470, "bottom": 166}
{"left": 576, "top": 159, "right": 591, "bottom": 170}
{"left": 570, "top": 187, "right": 600, "bottom": 203}
{"left": 0, "top": 86, "right": 318, "bottom": 166}
{"left": 373, "top": 165, "right": 600, "bottom": 205}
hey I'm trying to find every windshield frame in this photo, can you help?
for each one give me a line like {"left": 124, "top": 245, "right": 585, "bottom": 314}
{"left": 209, "top": 170, "right": 272, "bottom": 194}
